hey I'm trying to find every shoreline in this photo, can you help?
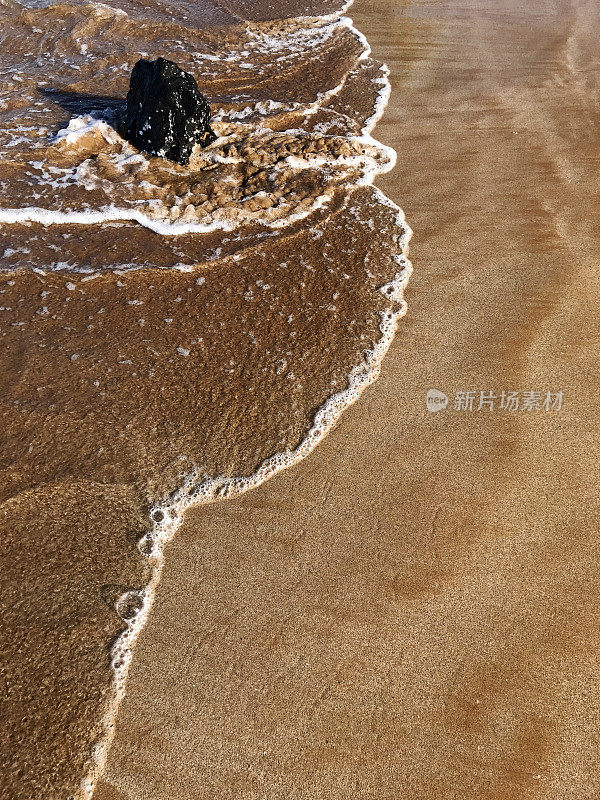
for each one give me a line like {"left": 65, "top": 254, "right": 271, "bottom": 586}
{"left": 97, "top": 0, "right": 600, "bottom": 798}
{"left": 70, "top": 4, "right": 412, "bottom": 798}
{"left": 0, "top": 0, "right": 415, "bottom": 795}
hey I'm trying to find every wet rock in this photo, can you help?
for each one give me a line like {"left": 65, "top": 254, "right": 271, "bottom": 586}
{"left": 124, "top": 57, "right": 216, "bottom": 165}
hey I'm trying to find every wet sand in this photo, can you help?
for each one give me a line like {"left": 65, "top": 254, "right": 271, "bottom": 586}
{"left": 0, "top": 1, "right": 410, "bottom": 797}
{"left": 96, "top": 0, "right": 600, "bottom": 798}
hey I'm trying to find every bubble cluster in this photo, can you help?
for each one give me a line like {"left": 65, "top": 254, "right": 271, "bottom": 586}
{"left": 0, "top": 3, "right": 418, "bottom": 798}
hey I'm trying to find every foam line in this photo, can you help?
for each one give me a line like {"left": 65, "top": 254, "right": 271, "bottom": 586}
{"left": 0, "top": 197, "right": 334, "bottom": 236}
{"left": 32, "top": 2, "right": 412, "bottom": 796}
{"left": 79, "top": 211, "right": 412, "bottom": 800}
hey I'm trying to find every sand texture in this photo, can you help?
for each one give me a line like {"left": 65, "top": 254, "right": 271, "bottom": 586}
{"left": 0, "top": 0, "right": 410, "bottom": 797}
{"left": 96, "top": 0, "right": 600, "bottom": 798}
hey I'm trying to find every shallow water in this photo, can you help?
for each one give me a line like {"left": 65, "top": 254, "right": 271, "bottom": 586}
{"left": 0, "top": 1, "right": 409, "bottom": 797}
{"left": 95, "top": 0, "right": 600, "bottom": 799}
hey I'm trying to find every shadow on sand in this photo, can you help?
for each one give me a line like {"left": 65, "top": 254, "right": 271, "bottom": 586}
{"left": 39, "top": 86, "right": 126, "bottom": 123}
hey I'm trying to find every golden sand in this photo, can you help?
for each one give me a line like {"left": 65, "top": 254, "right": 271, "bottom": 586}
{"left": 0, "top": 1, "right": 408, "bottom": 797}
{"left": 96, "top": 0, "right": 600, "bottom": 798}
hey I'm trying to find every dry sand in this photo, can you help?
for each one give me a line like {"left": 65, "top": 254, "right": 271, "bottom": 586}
{"left": 95, "top": 0, "right": 600, "bottom": 797}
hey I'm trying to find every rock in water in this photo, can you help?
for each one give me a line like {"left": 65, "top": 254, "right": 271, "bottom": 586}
{"left": 124, "top": 57, "right": 216, "bottom": 164}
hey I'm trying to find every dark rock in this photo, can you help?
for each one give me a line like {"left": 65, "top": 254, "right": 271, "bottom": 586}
{"left": 124, "top": 57, "right": 216, "bottom": 165}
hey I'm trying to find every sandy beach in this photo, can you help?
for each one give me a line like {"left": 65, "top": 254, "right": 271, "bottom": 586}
{"left": 1, "top": 0, "right": 599, "bottom": 797}
{"left": 95, "top": 0, "right": 600, "bottom": 798}
{"left": 1, "top": 1, "right": 407, "bottom": 796}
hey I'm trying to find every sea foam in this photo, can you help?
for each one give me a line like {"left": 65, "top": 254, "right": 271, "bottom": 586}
{"left": 1, "top": 2, "right": 412, "bottom": 796}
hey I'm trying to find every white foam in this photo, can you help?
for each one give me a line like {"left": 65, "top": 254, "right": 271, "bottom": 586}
{"left": 19, "top": 3, "right": 411, "bottom": 797}
{"left": 53, "top": 114, "right": 120, "bottom": 146}
{"left": 0, "top": 199, "right": 335, "bottom": 237}
{"left": 0, "top": 10, "right": 388, "bottom": 254}
{"left": 80, "top": 207, "right": 411, "bottom": 800}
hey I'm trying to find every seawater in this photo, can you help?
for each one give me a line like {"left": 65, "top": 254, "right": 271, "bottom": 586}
{"left": 0, "top": 0, "right": 411, "bottom": 797}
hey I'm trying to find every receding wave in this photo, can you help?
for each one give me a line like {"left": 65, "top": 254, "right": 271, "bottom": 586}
{"left": 0, "top": 1, "right": 411, "bottom": 797}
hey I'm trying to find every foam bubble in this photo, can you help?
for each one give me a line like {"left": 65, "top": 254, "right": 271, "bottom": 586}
{"left": 17, "top": 2, "right": 415, "bottom": 797}
{"left": 81, "top": 211, "right": 412, "bottom": 800}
